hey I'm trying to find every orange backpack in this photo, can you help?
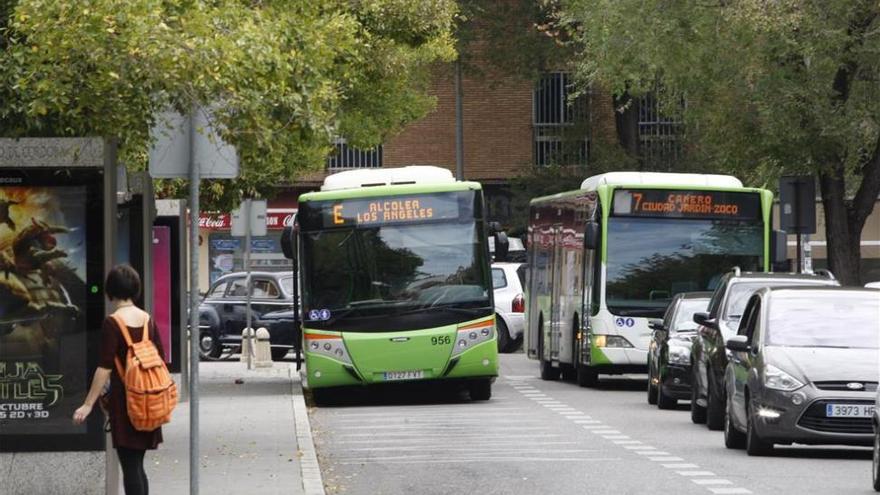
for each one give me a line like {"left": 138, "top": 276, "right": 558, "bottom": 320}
{"left": 112, "top": 314, "right": 178, "bottom": 432}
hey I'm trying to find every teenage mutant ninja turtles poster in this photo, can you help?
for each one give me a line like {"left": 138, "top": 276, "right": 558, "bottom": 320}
{"left": 0, "top": 168, "right": 104, "bottom": 451}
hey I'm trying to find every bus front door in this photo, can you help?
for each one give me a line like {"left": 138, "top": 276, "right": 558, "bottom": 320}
{"left": 549, "top": 225, "right": 563, "bottom": 361}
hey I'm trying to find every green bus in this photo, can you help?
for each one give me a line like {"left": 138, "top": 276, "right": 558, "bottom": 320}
{"left": 283, "top": 166, "right": 501, "bottom": 403}
{"left": 525, "top": 172, "right": 786, "bottom": 386}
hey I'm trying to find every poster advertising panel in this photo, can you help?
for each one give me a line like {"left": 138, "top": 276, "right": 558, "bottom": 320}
{"left": 0, "top": 167, "right": 105, "bottom": 452}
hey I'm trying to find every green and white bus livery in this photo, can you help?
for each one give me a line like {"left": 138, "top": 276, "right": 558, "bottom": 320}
{"left": 286, "top": 166, "right": 500, "bottom": 403}
{"left": 525, "top": 172, "right": 784, "bottom": 386}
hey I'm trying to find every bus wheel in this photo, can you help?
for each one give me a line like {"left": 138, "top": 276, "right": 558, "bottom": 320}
{"left": 469, "top": 379, "right": 492, "bottom": 401}
{"left": 310, "top": 388, "right": 334, "bottom": 406}
{"left": 576, "top": 364, "right": 598, "bottom": 388}
{"left": 540, "top": 359, "right": 560, "bottom": 381}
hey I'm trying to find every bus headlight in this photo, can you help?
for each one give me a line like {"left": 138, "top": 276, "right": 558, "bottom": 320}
{"left": 593, "top": 335, "right": 634, "bottom": 348}
{"left": 452, "top": 320, "right": 494, "bottom": 357}
{"left": 304, "top": 333, "right": 352, "bottom": 364}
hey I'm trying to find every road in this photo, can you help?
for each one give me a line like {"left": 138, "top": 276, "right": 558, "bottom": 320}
{"left": 308, "top": 353, "right": 873, "bottom": 495}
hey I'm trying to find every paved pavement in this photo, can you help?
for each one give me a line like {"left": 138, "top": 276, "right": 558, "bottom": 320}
{"left": 149, "top": 360, "right": 315, "bottom": 495}
{"left": 309, "top": 352, "right": 875, "bottom": 495}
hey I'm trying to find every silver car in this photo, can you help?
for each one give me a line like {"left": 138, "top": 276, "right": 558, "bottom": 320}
{"left": 492, "top": 262, "right": 526, "bottom": 353}
{"left": 723, "top": 286, "right": 880, "bottom": 455}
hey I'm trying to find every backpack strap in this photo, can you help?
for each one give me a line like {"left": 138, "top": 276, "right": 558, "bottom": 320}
{"left": 110, "top": 313, "right": 150, "bottom": 379}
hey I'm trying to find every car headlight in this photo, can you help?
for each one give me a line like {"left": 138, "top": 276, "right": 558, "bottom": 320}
{"left": 593, "top": 334, "right": 634, "bottom": 348}
{"left": 667, "top": 345, "right": 691, "bottom": 365}
{"left": 763, "top": 364, "right": 804, "bottom": 391}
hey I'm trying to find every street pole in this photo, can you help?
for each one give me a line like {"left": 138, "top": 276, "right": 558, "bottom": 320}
{"left": 245, "top": 198, "right": 253, "bottom": 370}
{"left": 187, "top": 111, "right": 201, "bottom": 495}
{"left": 454, "top": 57, "right": 464, "bottom": 181}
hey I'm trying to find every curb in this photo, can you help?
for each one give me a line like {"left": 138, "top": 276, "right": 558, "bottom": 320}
{"left": 290, "top": 365, "right": 326, "bottom": 495}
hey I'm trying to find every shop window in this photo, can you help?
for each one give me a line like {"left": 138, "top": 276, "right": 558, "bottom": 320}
{"left": 533, "top": 72, "right": 590, "bottom": 167}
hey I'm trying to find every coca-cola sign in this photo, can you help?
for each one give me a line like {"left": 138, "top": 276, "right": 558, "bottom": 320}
{"left": 199, "top": 211, "right": 295, "bottom": 231}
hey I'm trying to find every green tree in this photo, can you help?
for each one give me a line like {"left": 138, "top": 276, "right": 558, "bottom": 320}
{"left": 559, "top": 0, "right": 880, "bottom": 284}
{"left": 0, "top": 0, "right": 456, "bottom": 209}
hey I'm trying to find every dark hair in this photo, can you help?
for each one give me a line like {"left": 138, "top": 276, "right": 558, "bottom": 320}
{"left": 105, "top": 264, "right": 141, "bottom": 301}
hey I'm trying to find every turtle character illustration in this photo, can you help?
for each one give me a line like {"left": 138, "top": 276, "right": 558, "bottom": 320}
{"left": 0, "top": 218, "right": 78, "bottom": 339}
{"left": 0, "top": 199, "right": 19, "bottom": 231}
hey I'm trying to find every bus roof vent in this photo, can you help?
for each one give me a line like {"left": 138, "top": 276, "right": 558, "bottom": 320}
{"left": 580, "top": 172, "right": 743, "bottom": 191}
{"left": 321, "top": 166, "right": 456, "bottom": 191}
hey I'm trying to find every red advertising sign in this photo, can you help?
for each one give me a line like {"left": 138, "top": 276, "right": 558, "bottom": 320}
{"left": 199, "top": 211, "right": 295, "bottom": 231}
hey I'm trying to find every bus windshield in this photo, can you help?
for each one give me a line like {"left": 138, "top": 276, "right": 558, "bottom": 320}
{"left": 302, "top": 221, "right": 492, "bottom": 331}
{"left": 605, "top": 218, "right": 763, "bottom": 317}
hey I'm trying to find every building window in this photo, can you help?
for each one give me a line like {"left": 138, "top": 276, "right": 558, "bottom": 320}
{"left": 533, "top": 72, "right": 590, "bottom": 167}
{"left": 637, "top": 93, "right": 684, "bottom": 168}
{"left": 327, "top": 138, "right": 383, "bottom": 170}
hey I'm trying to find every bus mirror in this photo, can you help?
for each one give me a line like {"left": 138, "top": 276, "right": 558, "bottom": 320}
{"left": 488, "top": 221, "right": 503, "bottom": 234}
{"left": 584, "top": 221, "right": 599, "bottom": 250}
{"left": 493, "top": 231, "right": 509, "bottom": 262}
{"left": 280, "top": 226, "right": 296, "bottom": 261}
{"left": 771, "top": 229, "right": 787, "bottom": 265}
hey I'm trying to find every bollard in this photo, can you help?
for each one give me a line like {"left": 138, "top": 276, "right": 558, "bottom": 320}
{"left": 254, "top": 327, "right": 273, "bottom": 368}
{"left": 240, "top": 327, "right": 255, "bottom": 364}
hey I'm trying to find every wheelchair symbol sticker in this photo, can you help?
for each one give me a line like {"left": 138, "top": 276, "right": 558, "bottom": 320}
{"left": 615, "top": 317, "right": 635, "bottom": 328}
{"left": 309, "top": 310, "right": 320, "bottom": 320}
{"left": 319, "top": 309, "right": 331, "bottom": 321}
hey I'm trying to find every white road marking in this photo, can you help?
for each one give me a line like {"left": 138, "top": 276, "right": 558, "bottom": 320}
{"left": 612, "top": 440, "right": 642, "bottom": 445}
{"left": 692, "top": 479, "right": 733, "bottom": 486}
{"left": 581, "top": 425, "right": 607, "bottom": 429}
{"left": 573, "top": 420, "right": 602, "bottom": 424}
{"left": 648, "top": 456, "right": 684, "bottom": 462}
{"left": 591, "top": 430, "right": 621, "bottom": 435}
{"left": 602, "top": 435, "right": 630, "bottom": 440}
{"left": 678, "top": 471, "right": 716, "bottom": 477}
{"left": 663, "top": 464, "right": 699, "bottom": 469}
{"left": 707, "top": 488, "right": 752, "bottom": 494}
{"left": 636, "top": 450, "right": 668, "bottom": 455}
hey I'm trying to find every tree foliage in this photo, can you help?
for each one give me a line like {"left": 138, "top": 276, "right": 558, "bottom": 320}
{"left": 0, "top": 0, "right": 457, "bottom": 209}
{"left": 558, "top": 0, "right": 880, "bottom": 283}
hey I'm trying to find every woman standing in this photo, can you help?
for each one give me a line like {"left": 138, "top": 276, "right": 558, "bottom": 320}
{"left": 73, "top": 264, "right": 164, "bottom": 495}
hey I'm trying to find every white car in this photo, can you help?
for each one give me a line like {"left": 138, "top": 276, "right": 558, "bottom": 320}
{"left": 492, "top": 262, "right": 526, "bottom": 353}
{"left": 866, "top": 281, "right": 880, "bottom": 289}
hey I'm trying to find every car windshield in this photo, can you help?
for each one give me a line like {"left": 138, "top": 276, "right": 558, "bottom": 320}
{"left": 302, "top": 221, "right": 491, "bottom": 326}
{"left": 605, "top": 217, "right": 762, "bottom": 317}
{"left": 672, "top": 299, "right": 709, "bottom": 332}
{"left": 723, "top": 280, "right": 832, "bottom": 320}
{"left": 280, "top": 277, "right": 293, "bottom": 295}
{"left": 766, "top": 292, "right": 880, "bottom": 348}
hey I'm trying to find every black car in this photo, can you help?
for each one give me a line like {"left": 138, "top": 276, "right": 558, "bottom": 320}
{"left": 690, "top": 269, "right": 838, "bottom": 430}
{"left": 647, "top": 291, "right": 711, "bottom": 409}
{"left": 198, "top": 271, "right": 300, "bottom": 361}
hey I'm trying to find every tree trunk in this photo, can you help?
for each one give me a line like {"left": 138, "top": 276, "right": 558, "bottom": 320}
{"left": 819, "top": 167, "right": 861, "bottom": 285}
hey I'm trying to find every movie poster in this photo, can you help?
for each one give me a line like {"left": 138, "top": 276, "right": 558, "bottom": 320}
{"left": 0, "top": 185, "right": 90, "bottom": 439}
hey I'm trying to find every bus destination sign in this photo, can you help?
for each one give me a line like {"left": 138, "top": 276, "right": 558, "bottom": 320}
{"left": 321, "top": 193, "right": 460, "bottom": 228}
{"left": 612, "top": 189, "right": 761, "bottom": 220}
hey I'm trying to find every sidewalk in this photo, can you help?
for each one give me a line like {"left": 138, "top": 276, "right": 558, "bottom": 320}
{"left": 148, "top": 360, "right": 320, "bottom": 495}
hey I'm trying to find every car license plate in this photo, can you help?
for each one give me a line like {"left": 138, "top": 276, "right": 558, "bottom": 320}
{"left": 825, "top": 404, "right": 874, "bottom": 418}
{"left": 382, "top": 370, "right": 424, "bottom": 381}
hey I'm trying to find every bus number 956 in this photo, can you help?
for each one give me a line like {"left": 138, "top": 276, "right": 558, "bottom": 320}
{"left": 431, "top": 336, "right": 451, "bottom": 346}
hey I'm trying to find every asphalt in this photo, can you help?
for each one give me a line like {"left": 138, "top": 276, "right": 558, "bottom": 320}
{"left": 149, "top": 360, "right": 312, "bottom": 495}
{"left": 308, "top": 352, "right": 875, "bottom": 495}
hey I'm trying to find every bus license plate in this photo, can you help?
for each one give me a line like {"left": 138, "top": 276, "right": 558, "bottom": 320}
{"left": 383, "top": 370, "right": 424, "bottom": 381}
{"left": 825, "top": 404, "right": 874, "bottom": 418}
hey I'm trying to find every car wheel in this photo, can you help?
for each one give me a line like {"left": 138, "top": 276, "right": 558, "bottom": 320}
{"left": 690, "top": 370, "right": 707, "bottom": 424}
{"left": 496, "top": 319, "right": 513, "bottom": 353}
{"left": 647, "top": 359, "right": 658, "bottom": 405}
{"left": 746, "top": 403, "right": 773, "bottom": 456}
{"left": 469, "top": 379, "right": 492, "bottom": 401}
{"left": 706, "top": 378, "right": 725, "bottom": 430}
{"left": 271, "top": 347, "right": 289, "bottom": 361}
{"left": 657, "top": 376, "right": 677, "bottom": 410}
{"left": 199, "top": 329, "right": 223, "bottom": 360}
{"left": 724, "top": 393, "right": 746, "bottom": 449}
{"left": 872, "top": 427, "right": 880, "bottom": 491}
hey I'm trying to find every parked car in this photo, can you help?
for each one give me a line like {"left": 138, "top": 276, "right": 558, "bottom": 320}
{"left": 492, "top": 262, "right": 526, "bottom": 353}
{"left": 489, "top": 236, "right": 526, "bottom": 262}
{"left": 873, "top": 388, "right": 880, "bottom": 491}
{"left": 647, "top": 292, "right": 711, "bottom": 409}
{"left": 199, "top": 271, "right": 299, "bottom": 361}
{"left": 867, "top": 281, "right": 880, "bottom": 289}
{"left": 690, "top": 269, "right": 839, "bottom": 430}
{"left": 723, "top": 287, "right": 880, "bottom": 455}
